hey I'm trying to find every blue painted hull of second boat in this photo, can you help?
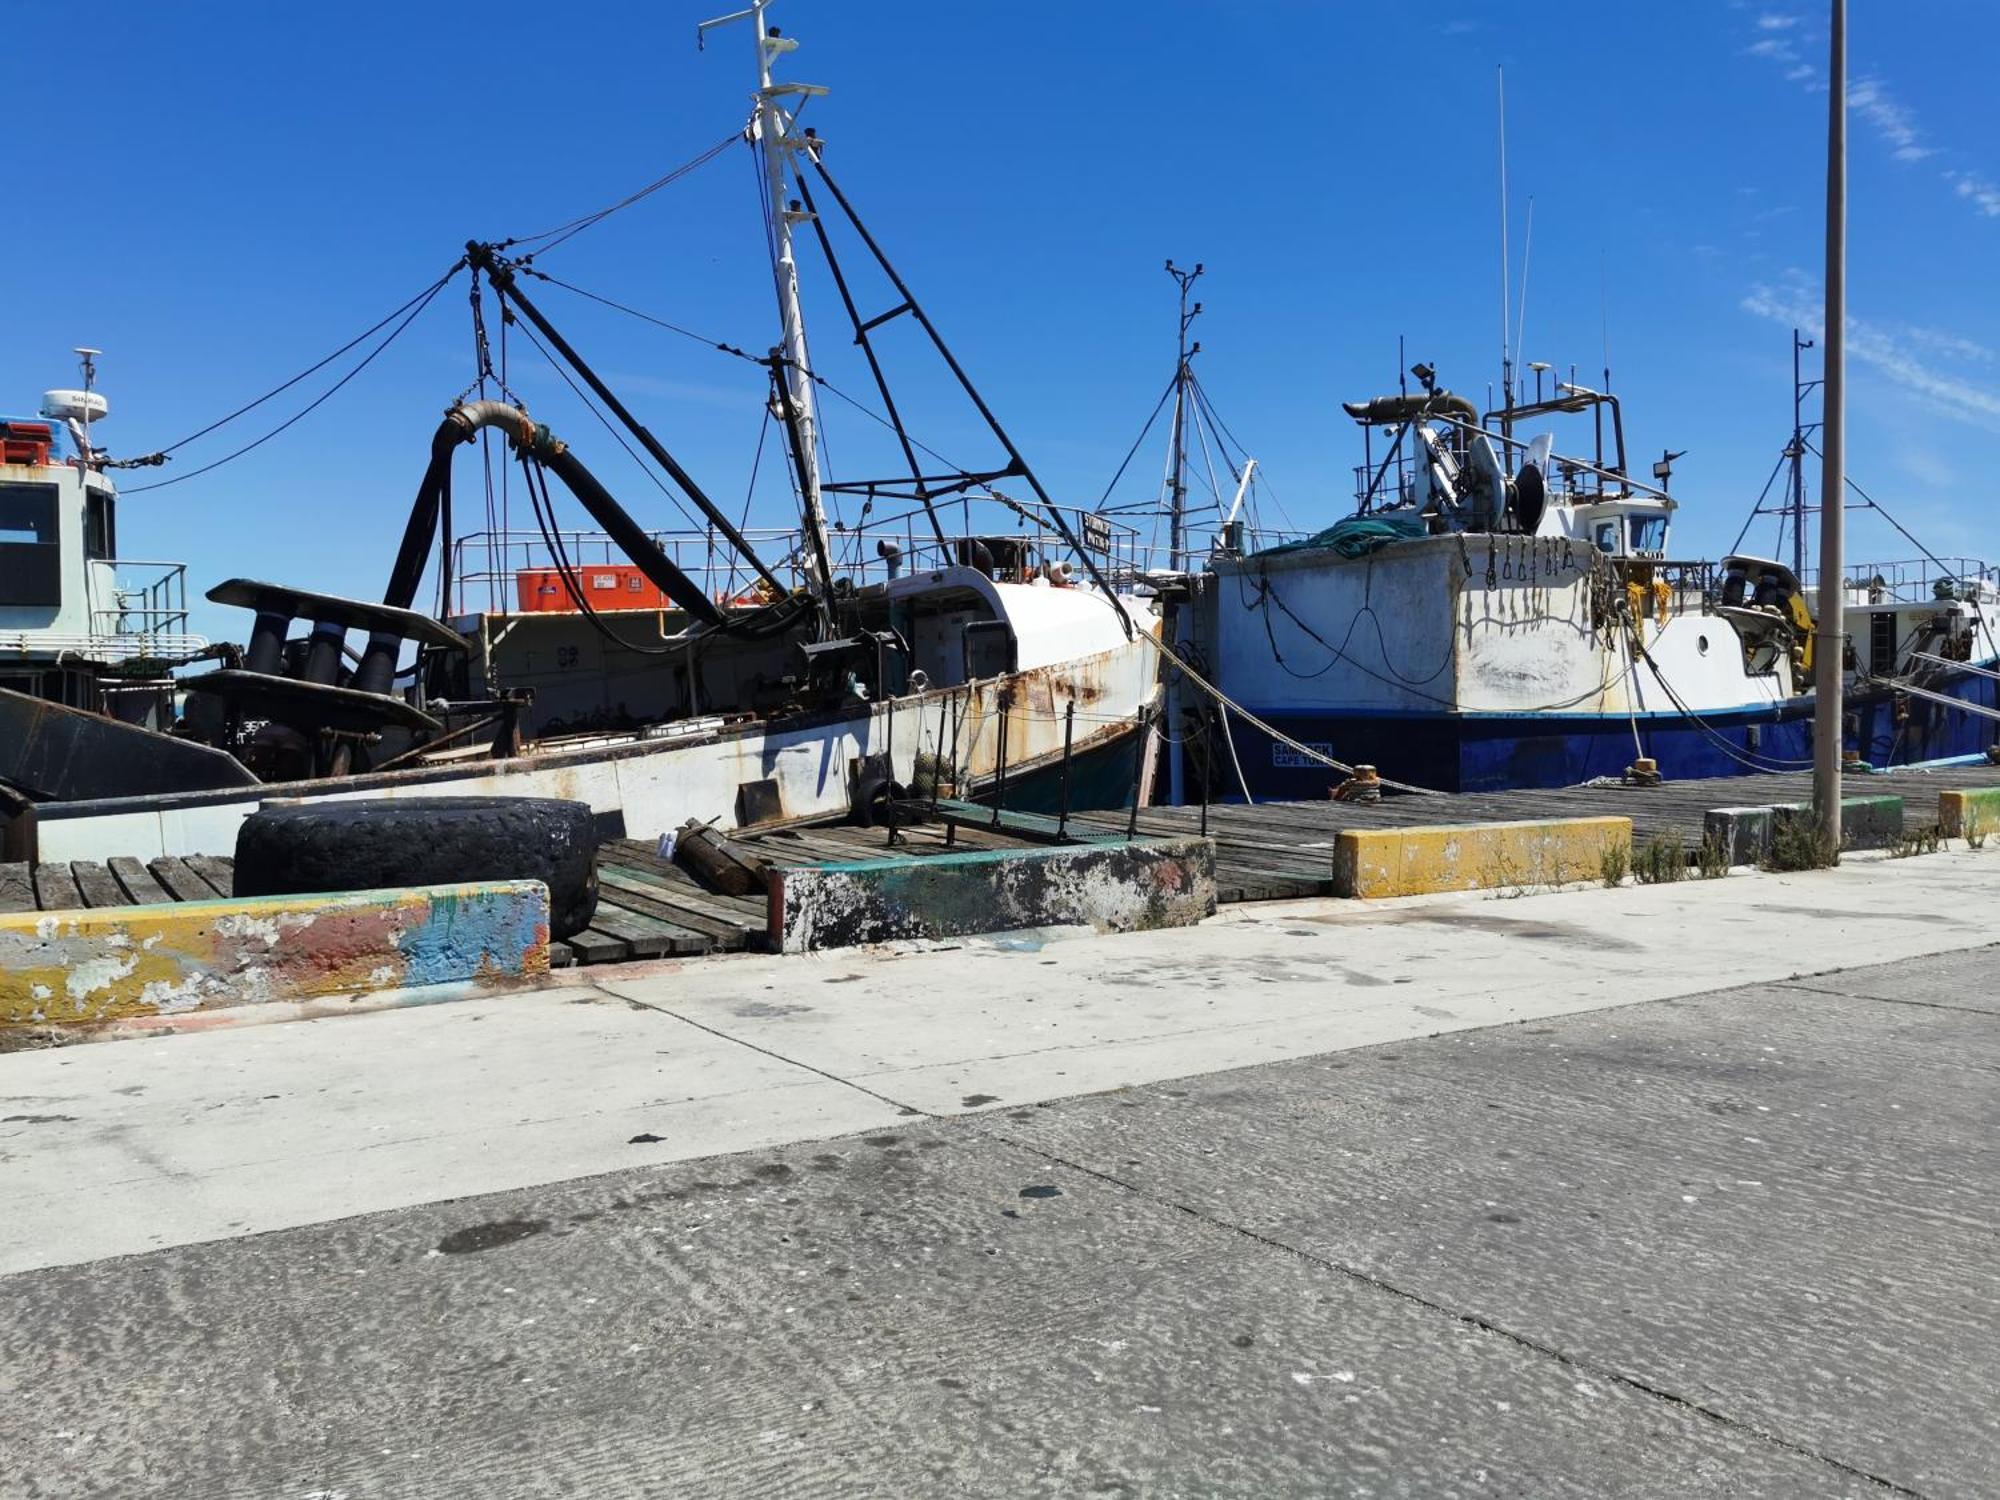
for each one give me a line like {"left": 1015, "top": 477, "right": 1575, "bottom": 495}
{"left": 1225, "top": 665, "right": 2000, "bottom": 796}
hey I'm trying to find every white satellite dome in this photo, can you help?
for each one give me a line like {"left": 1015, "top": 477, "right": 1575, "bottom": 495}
{"left": 41, "top": 389, "right": 109, "bottom": 424}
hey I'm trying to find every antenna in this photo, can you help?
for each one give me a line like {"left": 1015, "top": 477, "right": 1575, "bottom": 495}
{"left": 1598, "top": 253, "right": 1612, "bottom": 393}
{"left": 1514, "top": 196, "right": 1535, "bottom": 375}
{"left": 76, "top": 346, "right": 101, "bottom": 468}
{"left": 1164, "top": 259, "right": 1205, "bottom": 571}
{"left": 1496, "top": 66, "right": 1514, "bottom": 438}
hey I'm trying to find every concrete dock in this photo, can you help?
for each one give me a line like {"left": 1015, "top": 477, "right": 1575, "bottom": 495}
{"left": 3, "top": 849, "right": 1997, "bottom": 1495}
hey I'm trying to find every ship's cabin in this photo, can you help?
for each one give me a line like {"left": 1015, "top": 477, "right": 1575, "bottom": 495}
{"left": 0, "top": 392, "right": 204, "bottom": 725}
{"left": 1566, "top": 498, "right": 1673, "bottom": 560}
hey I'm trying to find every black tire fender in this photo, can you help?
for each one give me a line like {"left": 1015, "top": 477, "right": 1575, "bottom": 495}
{"left": 233, "top": 795, "right": 599, "bottom": 939}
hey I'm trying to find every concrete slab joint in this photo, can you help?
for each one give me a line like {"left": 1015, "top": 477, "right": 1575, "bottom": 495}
{"left": 0, "top": 880, "right": 551, "bottom": 1034}
{"left": 1332, "top": 817, "right": 1633, "bottom": 899}
{"left": 770, "top": 836, "right": 1216, "bottom": 952}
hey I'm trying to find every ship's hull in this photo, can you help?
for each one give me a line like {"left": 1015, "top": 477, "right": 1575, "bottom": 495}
{"left": 21, "top": 636, "right": 1160, "bottom": 864}
{"left": 1226, "top": 661, "right": 2000, "bottom": 796}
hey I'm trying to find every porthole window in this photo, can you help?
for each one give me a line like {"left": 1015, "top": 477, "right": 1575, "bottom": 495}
{"left": 1697, "top": 634, "right": 1710, "bottom": 655}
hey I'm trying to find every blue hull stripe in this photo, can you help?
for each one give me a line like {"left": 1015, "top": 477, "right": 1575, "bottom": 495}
{"left": 1229, "top": 670, "right": 2000, "bottom": 794}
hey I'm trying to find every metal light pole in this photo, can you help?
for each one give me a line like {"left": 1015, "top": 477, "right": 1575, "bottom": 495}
{"left": 1812, "top": 0, "right": 1847, "bottom": 848}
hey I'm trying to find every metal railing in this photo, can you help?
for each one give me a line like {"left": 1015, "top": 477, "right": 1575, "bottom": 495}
{"left": 1352, "top": 418, "right": 1667, "bottom": 515}
{"left": 449, "top": 504, "right": 1152, "bottom": 615}
{"left": 7, "top": 559, "right": 213, "bottom": 661}
{"left": 1798, "top": 556, "right": 1998, "bottom": 603}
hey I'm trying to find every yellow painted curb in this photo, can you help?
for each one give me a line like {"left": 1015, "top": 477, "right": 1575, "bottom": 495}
{"left": 1333, "top": 817, "right": 1634, "bottom": 899}
{"left": 1, "top": 881, "right": 550, "bottom": 1032}
{"left": 1937, "top": 787, "right": 2000, "bottom": 839}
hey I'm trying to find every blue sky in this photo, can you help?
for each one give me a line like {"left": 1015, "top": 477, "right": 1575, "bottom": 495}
{"left": 6, "top": 1, "right": 1996, "bottom": 640}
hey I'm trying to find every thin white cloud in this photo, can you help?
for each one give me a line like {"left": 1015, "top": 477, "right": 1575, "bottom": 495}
{"left": 1742, "top": 272, "right": 2000, "bottom": 433}
{"left": 1948, "top": 171, "right": 2000, "bottom": 218}
{"left": 1740, "top": 15, "right": 2000, "bottom": 211}
{"left": 1846, "top": 77, "right": 1931, "bottom": 162}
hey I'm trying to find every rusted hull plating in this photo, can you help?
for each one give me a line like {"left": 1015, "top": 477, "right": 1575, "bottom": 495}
{"left": 24, "top": 633, "right": 1163, "bottom": 864}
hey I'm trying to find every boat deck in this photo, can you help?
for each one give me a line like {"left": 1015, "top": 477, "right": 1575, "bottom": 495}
{"left": 8, "top": 761, "right": 1996, "bottom": 967}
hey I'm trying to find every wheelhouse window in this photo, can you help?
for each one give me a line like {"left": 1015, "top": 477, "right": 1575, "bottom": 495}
{"left": 1593, "top": 521, "right": 1619, "bottom": 554}
{"left": 1628, "top": 516, "right": 1667, "bottom": 555}
{"left": 85, "top": 491, "right": 116, "bottom": 561}
{"left": 0, "top": 481, "right": 62, "bottom": 606}
{"left": 0, "top": 483, "right": 57, "bottom": 545}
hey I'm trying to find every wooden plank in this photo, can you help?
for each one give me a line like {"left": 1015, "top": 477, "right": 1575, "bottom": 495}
{"left": 108, "top": 857, "right": 176, "bottom": 907}
{"left": 33, "top": 862, "right": 83, "bottom": 912}
{"left": 147, "top": 857, "right": 222, "bottom": 904}
{"left": 549, "top": 940, "right": 576, "bottom": 970}
{"left": 71, "top": 862, "right": 132, "bottom": 909}
{"left": 0, "top": 862, "right": 34, "bottom": 914}
{"left": 564, "top": 928, "right": 631, "bottom": 965}
{"left": 588, "top": 903, "right": 709, "bottom": 958}
{"left": 184, "top": 854, "right": 235, "bottom": 897}
{"left": 596, "top": 871, "right": 755, "bottom": 951}
{"left": 600, "top": 862, "right": 766, "bottom": 925}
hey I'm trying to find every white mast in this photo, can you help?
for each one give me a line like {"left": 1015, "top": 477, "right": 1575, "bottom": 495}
{"left": 700, "top": 0, "right": 832, "bottom": 587}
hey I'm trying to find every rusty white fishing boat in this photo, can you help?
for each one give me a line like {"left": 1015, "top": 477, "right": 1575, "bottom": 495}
{"left": 0, "top": 5, "right": 1161, "bottom": 864}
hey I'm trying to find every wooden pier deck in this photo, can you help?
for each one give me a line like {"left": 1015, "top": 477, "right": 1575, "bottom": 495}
{"left": 1067, "top": 760, "right": 2000, "bottom": 900}
{"left": 7, "top": 760, "right": 1995, "bottom": 967}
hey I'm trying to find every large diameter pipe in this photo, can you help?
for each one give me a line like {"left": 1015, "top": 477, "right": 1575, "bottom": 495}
{"left": 1813, "top": 0, "right": 1846, "bottom": 849}
{"left": 388, "top": 401, "right": 724, "bottom": 629}
{"left": 1341, "top": 391, "right": 1479, "bottom": 426}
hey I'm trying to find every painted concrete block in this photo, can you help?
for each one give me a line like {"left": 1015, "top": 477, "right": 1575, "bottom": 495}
{"left": 1938, "top": 786, "right": 2000, "bottom": 839}
{"left": 1772, "top": 795, "right": 1905, "bottom": 852}
{"left": 1709, "top": 796, "right": 1906, "bottom": 861}
{"left": 1704, "top": 807, "right": 1775, "bottom": 867}
{"left": 770, "top": 837, "right": 1215, "bottom": 953}
{"left": 1331, "top": 817, "right": 1633, "bottom": 899}
{"left": 0, "top": 881, "right": 550, "bottom": 1034}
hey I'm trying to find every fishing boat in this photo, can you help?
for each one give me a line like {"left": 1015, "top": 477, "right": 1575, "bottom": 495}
{"left": 0, "top": 4, "right": 1161, "bottom": 865}
{"left": 1195, "top": 364, "right": 2000, "bottom": 795}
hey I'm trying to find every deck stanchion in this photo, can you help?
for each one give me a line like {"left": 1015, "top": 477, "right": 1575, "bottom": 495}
{"left": 991, "top": 702, "right": 1010, "bottom": 829}
{"left": 932, "top": 691, "right": 947, "bottom": 816}
{"left": 1056, "top": 699, "right": 1077, "bottom": 842}
{"left": 946, "top": 689, "right": 962, "bottom": 846}
{"left": 1126, "top": 706, "right": 1148, "bottom": 839}
{"left": 1200, "top": 708, "right": 1212, "bottom": 839}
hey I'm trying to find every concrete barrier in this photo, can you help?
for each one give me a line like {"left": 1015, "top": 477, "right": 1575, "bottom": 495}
{"left": 1938, "top": 786, "right": 2000, "bottom": 839}
{"left": 769, "top": 837, "right": 1215, "bottom": 953}
{"left": 1331, "top": 817, "right": 1632, "bottom": 899}
{"left": 0, "top": 881, "right": 550, "bottom": 1036}
{"left": 1704, "top": 795, "right": 1905, "bottom": 864}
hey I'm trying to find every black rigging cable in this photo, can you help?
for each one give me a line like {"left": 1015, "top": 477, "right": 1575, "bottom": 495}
{"left": 1801, "top": 437, "right": 1962, "bottom": 583}
{"left": 120, "top": 262, "right": 464, "bottom": 491}
{"left": 1093, "top": 370, "right": 1181, "bottom": 509}
{"left": 502, "top": 134, "right": 741, "bottom": 261}
{"left": 519, "top": 267, "right": 758, "bottom": 360}
{"left": 504, "top": 314, "right": 709, "bottom": 534}
{"left": 517, "top": 449, "right": 682, "bottom": 658}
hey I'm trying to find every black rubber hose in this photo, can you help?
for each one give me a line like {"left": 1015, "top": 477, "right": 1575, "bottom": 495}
{"left": 382, "top": 401, "right": 724, "bottom": 629}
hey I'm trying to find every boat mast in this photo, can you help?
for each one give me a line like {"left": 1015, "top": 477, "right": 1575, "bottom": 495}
{"left": 1787, "top": 327, "right": 1817, "bottom": 578}
{"left": 701, "top": 0, "right": 832, "bottom": 592}
{"left": 1164, "top": 260, "right": 1203, "bottom": 571}
{"left": 1496, "top": 67, "right": 1515, "bottom": 445}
